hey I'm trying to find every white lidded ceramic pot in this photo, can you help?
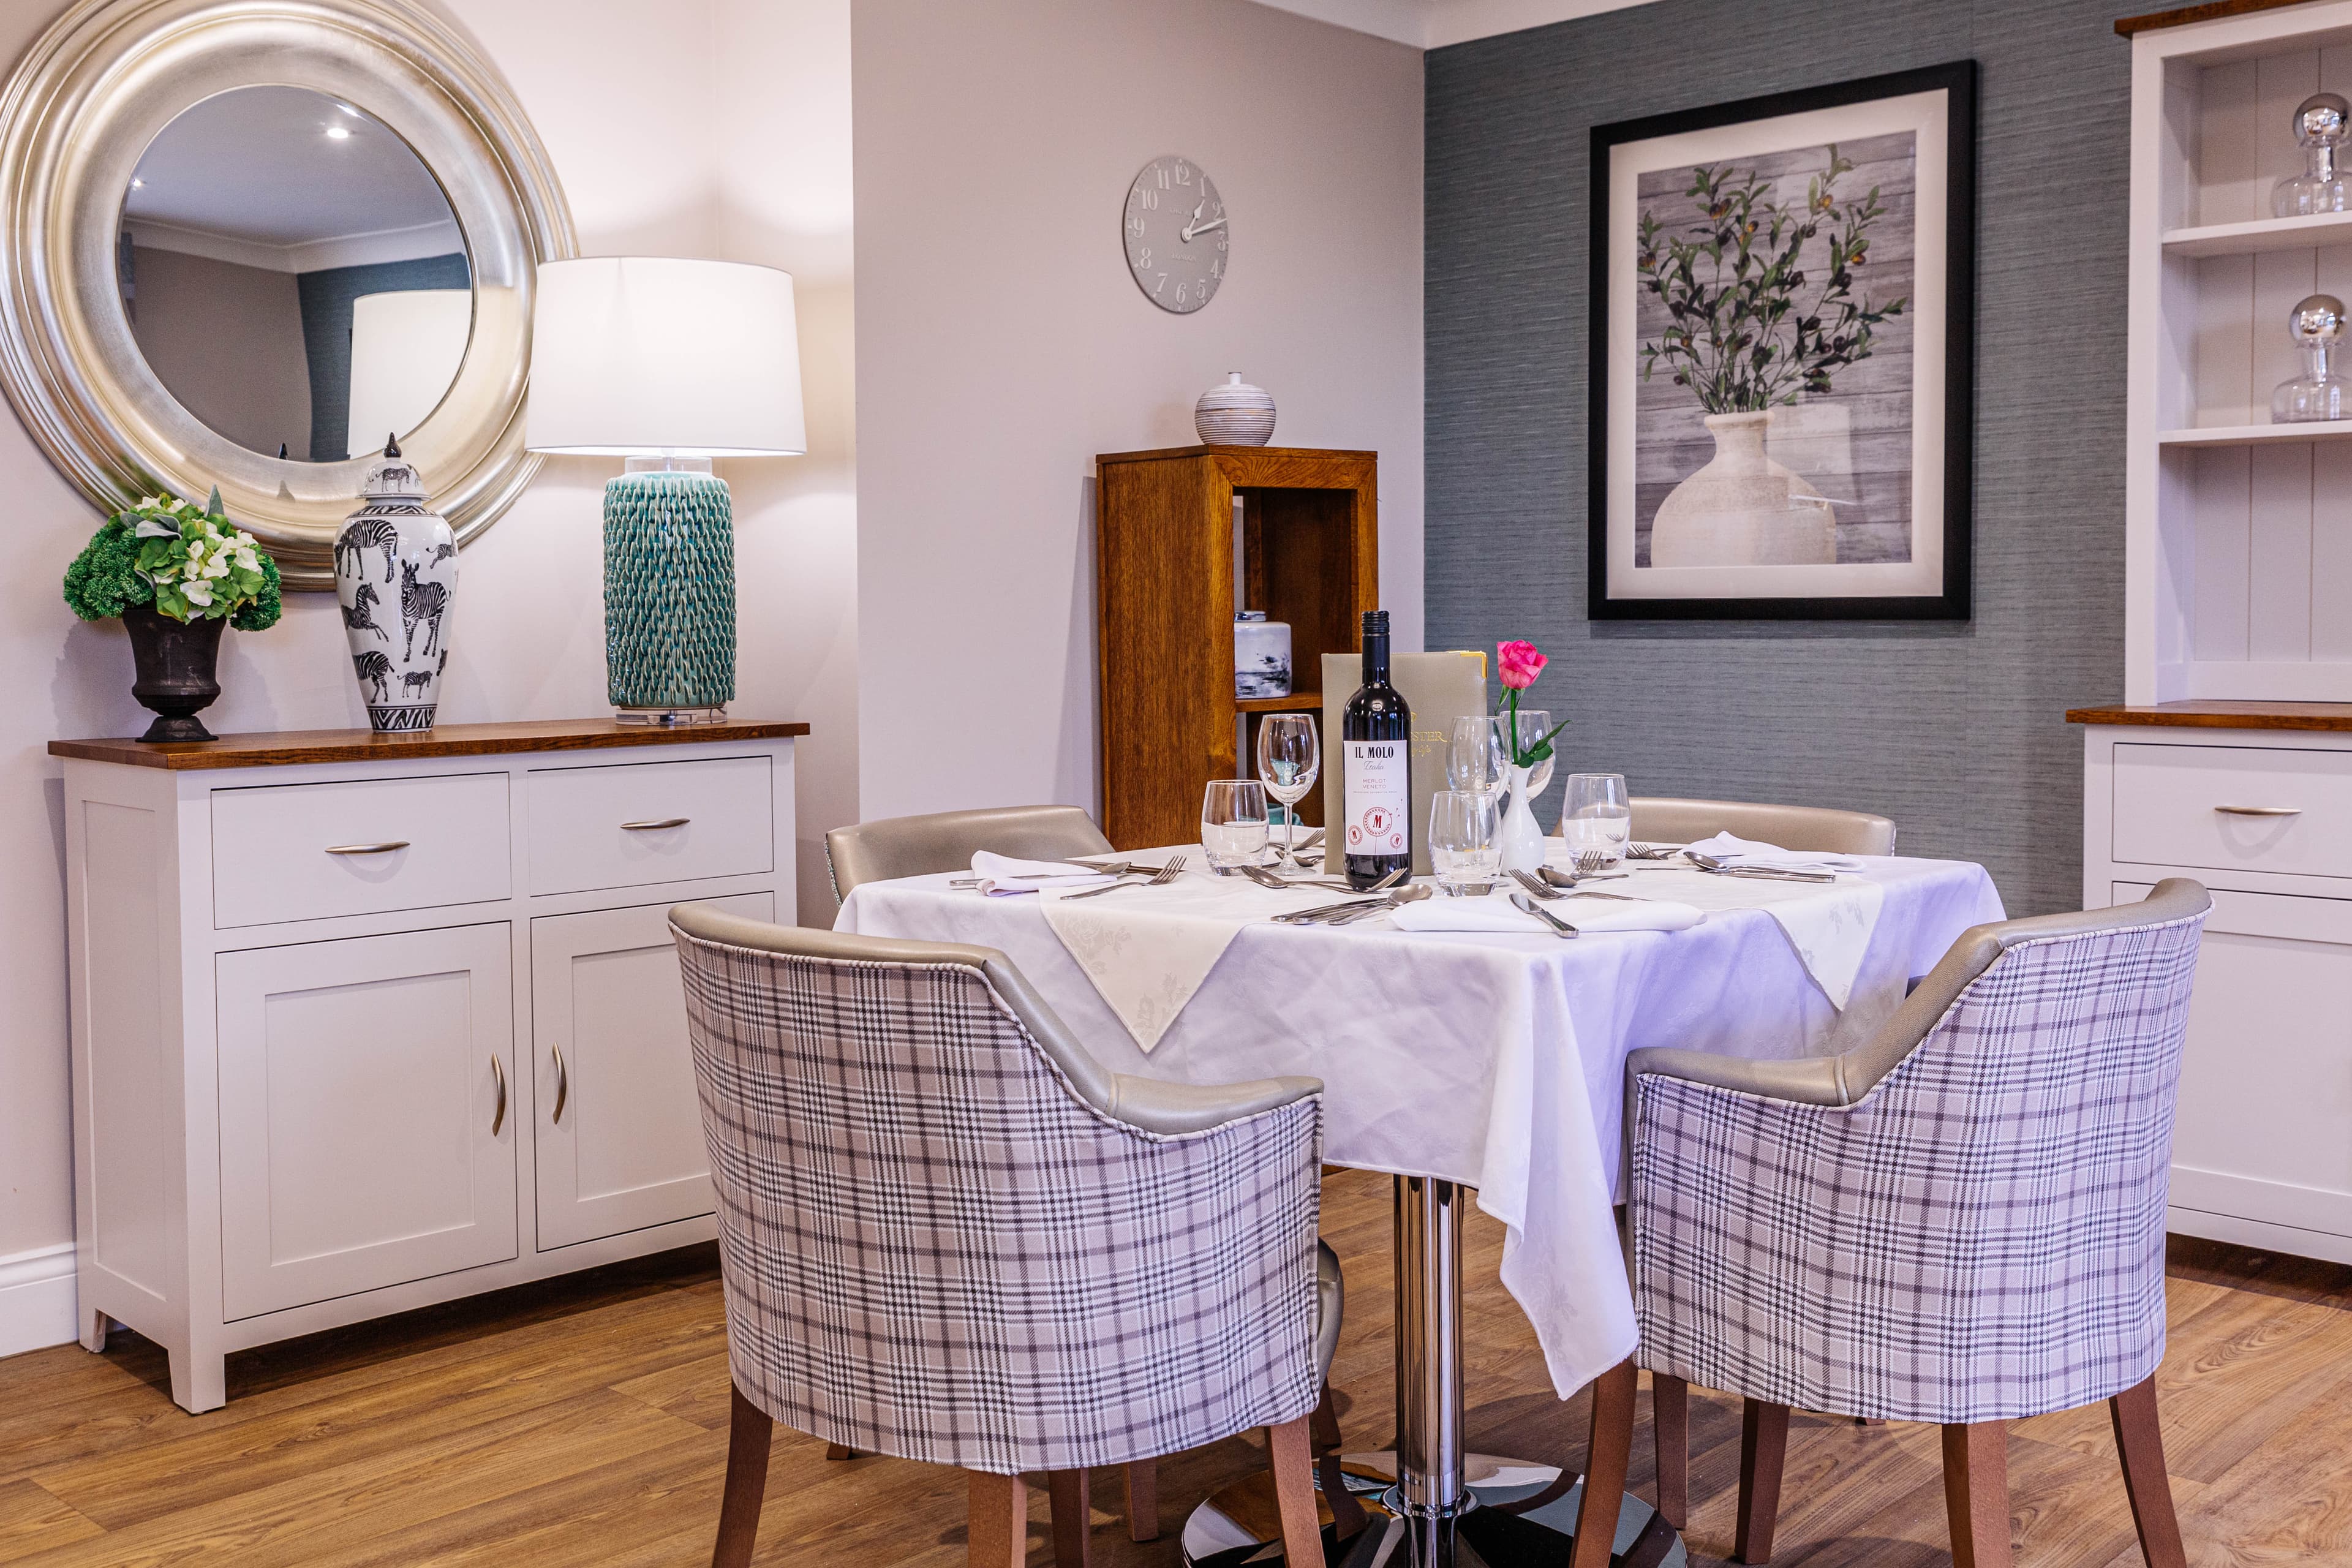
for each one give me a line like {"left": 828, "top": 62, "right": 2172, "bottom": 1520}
{"left": 1648, "top": 410, "right": 1836, "bottom": 568}
{"left": 334, "top": 435, "right": 458, "bottom": 733}
{"left": 1196, "top": 371, "right": 1277, "bottom": 446}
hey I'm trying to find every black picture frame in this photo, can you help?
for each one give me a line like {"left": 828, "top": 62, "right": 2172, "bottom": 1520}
{"left": 1588, "top": 60, "right": 1977, "bottom": 622}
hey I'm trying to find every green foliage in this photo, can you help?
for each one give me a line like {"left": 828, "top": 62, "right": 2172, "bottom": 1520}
{"left": 1636, "top": 148, "right": 1906, "bottom": 415}
{"left": 62, "top": 489, "right": 281, "bottom": 629}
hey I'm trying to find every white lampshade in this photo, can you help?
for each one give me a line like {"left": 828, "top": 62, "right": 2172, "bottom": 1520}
{"left": 524, "top": 257, "right": 806, "bottom": 457}
{"left": 348, "top": 289, "right": 472, "bottom": 459}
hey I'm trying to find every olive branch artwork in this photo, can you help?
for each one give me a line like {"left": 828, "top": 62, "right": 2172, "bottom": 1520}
{"left": 1636, "top": 147, "right": 1906, "bottom": 415}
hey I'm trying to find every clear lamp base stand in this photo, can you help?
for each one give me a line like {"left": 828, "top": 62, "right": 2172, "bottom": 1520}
{"left": 613, "top": 706, "right": 729, "bottom": 726}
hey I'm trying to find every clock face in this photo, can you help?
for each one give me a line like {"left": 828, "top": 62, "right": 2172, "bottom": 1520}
{"left": 1124, "top": 156, "right": 1226, "bottom": 314}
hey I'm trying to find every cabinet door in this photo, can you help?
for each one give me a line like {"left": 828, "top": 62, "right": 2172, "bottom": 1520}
{"left": 217, "top": 925, "right": 518, "bottom": 1321}
{"left": 2119, "top": 883, "right": 2352, "bottom": 1248}
{"left": 530, "top": 894, "right": 770, "bottom": 1250}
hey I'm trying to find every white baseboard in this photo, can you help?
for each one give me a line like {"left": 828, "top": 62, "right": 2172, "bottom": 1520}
{"left": 0, "top": 1244, "right": 79, "bottom": 1359}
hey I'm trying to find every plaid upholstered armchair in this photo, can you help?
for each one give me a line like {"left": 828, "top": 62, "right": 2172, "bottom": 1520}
{"left": 670, "top": 905, "right": 1344, "bottom": 1568}
{"left": 1626, "top": 878, "right": 2210, "bottom": 1568}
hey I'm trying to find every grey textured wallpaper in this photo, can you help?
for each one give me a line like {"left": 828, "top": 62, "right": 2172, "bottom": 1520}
{"left": 1426, "top": 0, "right": 2129, "bottom": 916}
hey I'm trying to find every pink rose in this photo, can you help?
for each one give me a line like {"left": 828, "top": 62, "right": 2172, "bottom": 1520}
{"left": 1497, "top": 639, "right": 1546, "bottom": 690}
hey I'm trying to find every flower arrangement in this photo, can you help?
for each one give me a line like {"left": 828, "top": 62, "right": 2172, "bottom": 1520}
{"left": 1635, "top": 148, "right": 1905, "bottom": 414}
{"left": 1497, "top": 639, "right": 1569, "bottom": 766}
{"left": 63, "top": 489, "right": 282, "bottom": 629}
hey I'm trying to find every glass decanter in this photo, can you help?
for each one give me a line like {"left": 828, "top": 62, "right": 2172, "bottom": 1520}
{"left": 2274, "top": 293, "right": 2350, "bottom": 423}
{"left": 2274, "top": 92, "right": 2352, "bottom": 217}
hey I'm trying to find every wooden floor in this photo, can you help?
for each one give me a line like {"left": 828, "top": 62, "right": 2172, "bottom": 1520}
{"left": 2, "top": 1168, "right": 2348, "bottom": 1566}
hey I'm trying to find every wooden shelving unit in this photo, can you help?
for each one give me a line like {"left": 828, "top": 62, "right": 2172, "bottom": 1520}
{"left": 1093, "top": 445, "right": 1377, "bottom": 851}
{"left": 2127, "top": 1, "right": 2352, "bottom": 703}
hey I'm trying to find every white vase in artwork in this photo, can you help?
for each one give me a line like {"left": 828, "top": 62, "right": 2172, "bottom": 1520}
{"left": 1499, "top": 762, "right": 1546, "bottom": 875}
{"left": 1195, "top": 371, "right": 1277, "bottom": 445}
{"left": 334, "top": 436, "right": 457, "bottom": 733}
{"left": 1648, "top": 410, "right": 1837, "bottom": 568}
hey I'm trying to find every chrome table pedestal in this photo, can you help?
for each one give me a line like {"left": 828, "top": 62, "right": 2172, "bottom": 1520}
{"left": 1182, "top": 1177, "right": 1686, "bottom": 1567}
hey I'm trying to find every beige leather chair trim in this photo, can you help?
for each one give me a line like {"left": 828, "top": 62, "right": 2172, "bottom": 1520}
{"left": 1626, "top": 878, "right": 2211, "bottom": 1112}
{"left": 824, "top": 804, "right": 1114, "bottom": 903}
{"left": 1629, "top": 796, "right": 1899, "bottom": 857}
{"left": 1313, "top": 1239, "right": 1343, "bottom": 1381}
{"left": 668, "top": 903, "right": 1320, "bottom": 1137}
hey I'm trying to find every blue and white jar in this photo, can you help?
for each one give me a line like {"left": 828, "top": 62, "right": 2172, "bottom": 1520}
{"left": 334, "top": 437, "right": 457, "bottom": 733}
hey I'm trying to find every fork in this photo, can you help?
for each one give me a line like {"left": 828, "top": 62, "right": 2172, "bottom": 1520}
{"left": 1059, "top": 854, "right": 1188, "bottom": 899}
{"left": 1509, "top": 868, "right": 1562, "bottom": 900}
{"left": 1624, "top": 842, "right": 1679, "bottom": 861}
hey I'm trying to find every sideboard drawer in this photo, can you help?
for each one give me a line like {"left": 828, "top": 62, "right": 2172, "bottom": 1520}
{"left": 212, "top": 773, "right": 512, "bottom": 928}
{"left": 527, "top": 756, "right": 773, "bottom": 894}
{"left": 2113, "top": 742, "right": 2352, "bottom": 879}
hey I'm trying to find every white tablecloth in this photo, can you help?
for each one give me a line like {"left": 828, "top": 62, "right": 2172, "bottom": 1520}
{"left": 837, "top": 854, "right": 2006, "bottom": 1401}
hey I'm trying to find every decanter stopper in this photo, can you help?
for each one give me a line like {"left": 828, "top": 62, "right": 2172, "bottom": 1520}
{"left": 2274, "top": 92, "right": 2352, "bottom": 216}
{"left": 2274, "top": 293, "right": 2349, "bottom": 423}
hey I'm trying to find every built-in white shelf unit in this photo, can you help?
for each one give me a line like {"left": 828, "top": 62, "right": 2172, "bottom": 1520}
{"left": 2129, "top": 1, "right": 2352, "bottom": 701}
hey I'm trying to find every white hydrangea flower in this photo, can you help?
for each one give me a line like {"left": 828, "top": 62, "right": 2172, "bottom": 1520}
{"left": 181, "top": 581, "right": 214, "bottom": 608}
{"left": 235, "top": 548, "right": 260, "bottom": 571}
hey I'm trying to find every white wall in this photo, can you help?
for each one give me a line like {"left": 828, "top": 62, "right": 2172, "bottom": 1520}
{"left": 852, "top": 0, "right": 1424, "bottom": 823}
{"left": 0, "top": 0, "right": 854, "bottom": 1330}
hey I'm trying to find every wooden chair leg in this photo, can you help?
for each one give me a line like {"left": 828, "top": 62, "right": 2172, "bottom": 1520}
{"left": 823, "top": 1442, "right": 859, "bottom": 1461}
{"left": 968, "top": 1470, "right": 1028, "bottom": 1568}
{"left": 1651, "top": 1373, "right": 1689, "bottom": 1531}
{"left": 1311, "top": 1383, "right": 1368, "bottom": 1538}
{"left": 1267, "top": 1415, "right": 1324, "bottom": 1567}
{"left": 1733, "top": 1399, "right": 1790, "bottom": 1564}
{"left": 1940, "top": 1420, "right": 2012, "bottom": 1568}
{"left": 1047, "top": 1468, "right": 1092, "bottom": 1567}
{"left": 2109, "top": 1377, "right": 2188, "bottom": 1568}
{"left": 1570, "top": 1357, "right": 1638, "bottom": 1568}
{"left": 1123, "top": 1458, "right": 1159, "bottom": 1542}
{"left": 712, "top": 1385, "right": 774, "bottom": 1568}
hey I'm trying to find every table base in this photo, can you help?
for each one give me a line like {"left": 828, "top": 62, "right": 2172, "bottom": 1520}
{"left": 1179, "top": 1450, "right": 1686, "bottom": 1567}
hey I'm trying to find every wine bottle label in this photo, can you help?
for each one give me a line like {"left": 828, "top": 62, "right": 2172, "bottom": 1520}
{"left": 1343, "top": 740, "right": 1409, "bottom": 856}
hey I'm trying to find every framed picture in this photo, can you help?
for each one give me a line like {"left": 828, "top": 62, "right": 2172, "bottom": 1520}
{"left": 1589, "top": 61, "right": 1976, "bottom": 620}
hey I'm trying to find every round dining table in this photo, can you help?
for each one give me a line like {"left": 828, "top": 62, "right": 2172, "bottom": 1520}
{"left": 839, "top": 848, "right": 2004, "bottom": 1567}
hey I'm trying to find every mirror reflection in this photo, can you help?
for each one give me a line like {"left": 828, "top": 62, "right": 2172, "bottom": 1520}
{"left": 116, "top": 86, "right": 472, "bottom": 462}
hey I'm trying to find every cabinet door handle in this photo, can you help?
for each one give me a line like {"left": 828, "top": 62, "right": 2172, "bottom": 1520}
{"left": 490, "top": 1055, "right": 508, "bottom": 1137}
{"left": 620, "top": 818, "right": 690, "bottom": 831}
{"left": 551, "top": 1045, "right": 569, "bottom": 1125}
{"left": 325, "top": 840, "right": 412, "bottom": 854}
{"left": 2214, "top": 805, "right": 2302, "bottom": 816}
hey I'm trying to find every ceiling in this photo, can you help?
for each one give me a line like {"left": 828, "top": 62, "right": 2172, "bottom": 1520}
{"left": 1245, "top": 0, "right": 1659, "bottom": 48}
{"left": 121, "top": 85, "right": 462, "bottom": 273}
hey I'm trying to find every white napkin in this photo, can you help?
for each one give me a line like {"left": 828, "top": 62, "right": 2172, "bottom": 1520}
{"left": 969, "top": 850, "right": 1116, "bottom": 896}
{"left": 1680, "top": 831, "right": 1868, "bottom": 875}
{"left": 1390, "top": 894, "right": 1703, "bottom": 935}
{"left": 1583, "top": 858, "right": 1888, "bottom": 1008}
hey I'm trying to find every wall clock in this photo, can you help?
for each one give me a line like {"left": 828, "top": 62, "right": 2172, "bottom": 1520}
{"left": 1124, "top": 155, "right": 1226, "bottom": 314}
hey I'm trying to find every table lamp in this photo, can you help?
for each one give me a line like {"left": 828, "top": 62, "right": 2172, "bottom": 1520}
{"left": 526, "top": 257, "right": 805, "bottom": 724}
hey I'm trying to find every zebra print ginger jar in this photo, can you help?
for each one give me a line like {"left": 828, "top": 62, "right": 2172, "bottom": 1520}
{"left": 334, "top": 437, "right": 456, "bottom": 732}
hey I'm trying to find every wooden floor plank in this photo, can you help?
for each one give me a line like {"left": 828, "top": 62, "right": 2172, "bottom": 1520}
{"left": 0, "top": 1169, "right": 2341, "bottom": 1567}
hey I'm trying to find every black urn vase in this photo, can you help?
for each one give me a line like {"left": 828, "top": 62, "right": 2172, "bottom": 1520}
{"left": 122, "top": 604, "right": 225, "bottom": 743}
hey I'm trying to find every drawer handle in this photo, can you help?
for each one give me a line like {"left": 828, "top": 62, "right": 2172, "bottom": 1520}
{"left": 2213, "top": 805, "right": 2302, "bottom": 816}
{"left": 620, "top": 818, "right": 690, "bottom": 831}
{"left": 551, "top": 1045, "right": 569, "bottom": 1125}
{"left": 490, "top": 1055, "right": 508, "bottom": 1137}
{"left": 324, "top": 840, "right": 412, "bottom": 855}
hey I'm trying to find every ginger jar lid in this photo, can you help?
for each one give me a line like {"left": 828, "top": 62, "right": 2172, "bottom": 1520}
{"left": 355, "top": 434, "right": 426, "bottom": 505}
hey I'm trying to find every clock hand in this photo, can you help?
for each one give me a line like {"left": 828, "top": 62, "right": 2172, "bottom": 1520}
{"left": 1182, "top": 216, "right": 1228, "bottom": 242}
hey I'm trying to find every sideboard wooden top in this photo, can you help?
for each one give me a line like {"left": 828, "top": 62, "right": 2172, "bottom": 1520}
{"left": 49, "top": 717, "right": 811, "bottom": 771}
{"left": 2065, "top": 700, "right": 2352, "bottom": 731}
{"left": 2114, "top": 0, "right": 2314, "bottom": 37}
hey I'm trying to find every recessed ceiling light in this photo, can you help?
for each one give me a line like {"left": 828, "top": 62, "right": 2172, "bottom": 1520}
{"left": 336, "top": 102, "right": 360, "bottom": 118}
{"left": 130, "top": 177, "right": 145, "bottom": 189}
{"left": 325, "top": 125, "right": 351, "bottom": 140}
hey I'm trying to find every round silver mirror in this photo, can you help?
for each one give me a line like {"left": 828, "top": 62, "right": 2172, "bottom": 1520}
{"left": 0, "top": 0, "right": 574, "bottom": 588}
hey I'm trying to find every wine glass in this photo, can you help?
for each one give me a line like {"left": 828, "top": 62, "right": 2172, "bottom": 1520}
{"left": 1255, "top": 714, "right": 1321, "bottom": 869}
{"left": 1449, "top": 715, "right": 1507, "bottom": 795}
{"left": 1428, "top": 790, "right": 1502, "bottom": 894}
{"left": 1200, "top": 779, "right": 1270, "bottom": 873}
{"left": 1562, "top": 772, "right": 1631, "bottom": 865}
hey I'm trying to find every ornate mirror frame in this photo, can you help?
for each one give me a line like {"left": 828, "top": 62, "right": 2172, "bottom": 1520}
{"left": 0, "top": 0, "right": 575, "bottom": 588}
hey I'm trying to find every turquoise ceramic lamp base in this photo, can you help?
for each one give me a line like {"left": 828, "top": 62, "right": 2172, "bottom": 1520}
{"left": 603, "top": 459, "right": 737, "bottom": 725}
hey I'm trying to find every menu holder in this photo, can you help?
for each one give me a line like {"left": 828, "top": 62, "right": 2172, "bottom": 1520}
{"left": 1318, "top": 650, "right": 1488, "bottom": 876}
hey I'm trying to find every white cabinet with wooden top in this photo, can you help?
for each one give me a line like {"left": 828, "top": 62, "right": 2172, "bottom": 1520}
{"left": 51, "top": 718, "right": 805, "bottom": 1412}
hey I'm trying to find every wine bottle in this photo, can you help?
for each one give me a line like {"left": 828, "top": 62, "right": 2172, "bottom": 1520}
{"left": 1341, "top": 609, "right": 1412, "bottom": 889}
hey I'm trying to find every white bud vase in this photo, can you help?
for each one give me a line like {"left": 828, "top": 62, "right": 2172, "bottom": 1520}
{"left": 1499, "top": 763, "right": 1546, "bottom": 875}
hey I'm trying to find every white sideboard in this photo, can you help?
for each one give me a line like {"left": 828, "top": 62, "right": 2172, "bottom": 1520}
{"left": 2079, "top": 709, "right": 2352, "bottom": 1267}
{"left": 50, "top": 718, "right": 804, "bottom": 1412}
